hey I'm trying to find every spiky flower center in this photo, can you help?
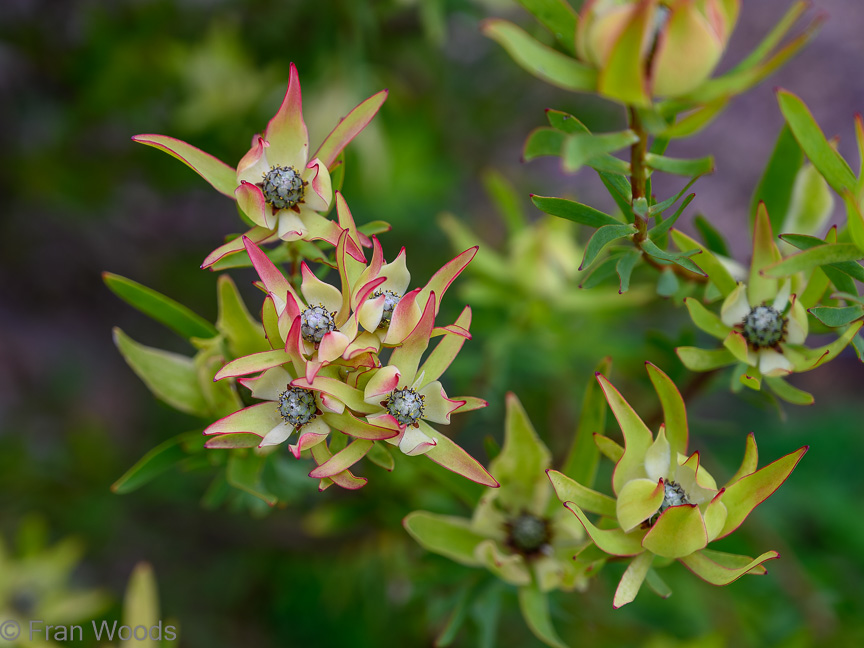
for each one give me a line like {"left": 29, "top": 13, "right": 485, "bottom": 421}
{"left": 277, "top": 387, "right": 317, "bottom": 427}
{"left": 741, "top": 304, "right": 786, "bottom": 349}
{"left": 385, "top": 388, "right": 425, "bottom": 426}
{"left": 373, "top": 290, "right": 402, "bottom": 328}
{"left": 261, "top": 165, "right": 305, "bottom": 210}
{"left": 506, "top": 513, "right": 551, "bottom": 556}
{"left": 647, "top": 480, "right": 689, "bottom": 527}
{"left": 300, "top": 305, "right": 336, "bottom": 344}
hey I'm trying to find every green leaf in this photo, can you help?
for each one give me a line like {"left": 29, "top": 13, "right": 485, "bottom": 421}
{"left": 783, "top": 162, "right": 834, "bottom": 238}
{"left": 684, "top": 298, "right": 728, "bottom": 340}
{"left": 646, "top": 363, "right": 688, "bottom": 456}
{"left": 113, "top": 328, "right": 209, "bottom": 417}
{"left": 613, "top": 552, "right": 654, "bottom": 608}
{"left": 676, "top": 346, "right": 736, "bottom": 371}
{"left": 483, "top": 169, "right": 525, "bottom": 234}
{"left": 490, "top": 393, "right": 551, "bottom": 511}
{"left": 112, "top": 431, "right": 202, "bottom": 494}
{"left": 669, "top": 230, "right": 738, "bottom": 297}
{"left": 226, "top": 452, "right": 278, "bottom": 506}
{"left": 482, "top": 19, "right": 597, "bottom": 92}
{"left": 403, "top": 512, "right": 484, "bottom": 566}
{"left": 680, "top": 549, "right": 780, "bottom": 586}
{"left": 562, "top": 131, "right": 638, "bottom": 173}
{"left": 435, "top": 580, "right": 478, "bottom": 647}
{"left": 532, "top": 195, "right": 621, "bottom": 228}
{"left": 216, "top": 275, "right": 267, "bottom": 359}
{"left": 656, "top": 268, "right": 679, "bottom": 297}
{"left": 718, "top": 446, "right": 808, "bottom": 539}
{"left": 649, "top": 195, "right": 695, "bottom": 244}
{"left": 645, "top": 568, "right": 673, "bottom": 599}
{"left": 640, "top": 238, "right": 705, "bottom": 276}
{"left": 645, "top": 153, "right": 714, "bottom": 177}
{"left": 523, "top": 127, "right": 565, "bottom": 161}
{"left": 729, "top": 1, "right": 809, "bottom": 74}
{"left": 518, "top": 585, "right": 569, "bottom": 648}
{"left": 809, "top": 305, "right": 864, "bottom": 327}
{"left": 598, "top": 172, "right": 633, "bottom": 219}
{"left": 546, "top": 109, "right": 587, "bottom": 134}
{"left": 561, "top": 356, "right": 610, "bottom": 487}
{"left": 749, "top": 125, "right": 803, "bottom": 231}
{"left": 761, "top": 243, "right": 864, "bottom": 278}
{"left": 660, "top": 99, "right": 729, "bottom": 139}
{"left": 580, "top": 224, "right": 635, "bottom": 270}
{"left": 579, "top": 254, "right": 621, "bottom": 289}
{"left": 123, "top": 563, "right": 160, "bottom": 648}
{"left": 131, "top": 134, "right": 237, "bottom": 197}
{"left": 648, "top": 176, "right": 700, "bottom": 216}
{"left": 515, "top": 0, "right": 579, "bottom": 53}
{"left": 313, "top": 89, "right": 389, "bottom": 169}
{"left": 358, "top": 220, "right": 391, "bottom": 237}
{"left": 778, "top": 90, "right": 857, "bottom": 196}
{"left": 104, "top": 273, "right": 217, "bottom": 340}
{"left": 615, "top": 250, "right": 641, "bottom": 294}
{"left": 764, "top": 376, "right": 814, "bottom": 406}
{"left": 547, "top": 470, "right": 616, "bottom": 517}
{"left": 693, "top": 214, "right": 731, "bottom": 257}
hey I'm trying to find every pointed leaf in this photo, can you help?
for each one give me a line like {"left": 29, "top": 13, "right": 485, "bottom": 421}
{"left": 113, "top": 328, "right": 208, "bottom": 417}
{"left": 645, "top": 153, "right": 715, "bottom": 177}
{"left": 808, "top": 305, "right": 864, "bottom": 328}
{"left": 523, "top": 127, "right": 565, "bottom": 161}
{"left": 598, "top": 1, "right": 652, "bottom": 106}
{"left": 532, "top": 195, "right": 621, "bottom": 228}
{"left": 562, "top": 131, "right": 638, "bottom": 173}
{"left": 104, "top": 273, "right": 218, "bottom": 340}
{"left": 580, "top": 224, "right": 635, "bottom": 270}
{"left": 403, "top": 511, "right": 485, "bottom": 566}
{"left": 482, "top": 19, "right": 597, "bottom": 92}
{"left": 613, "top": 551, "right": 654, "bottom": 608}
{"left": 680, "top": 549, "right": 779, "bottom": 585}
{"left": 112, "top": 431, "right": 202, "bottom": 494}
{"left": 749, "top": 124, "right": 803, "bottom": 231}
{"left": 564, "top": 503, "right": 645, "bottom": 556}
{"left": 314, "top": 90, "right": 388, "bottom": 169}
{"left": 676, "top": 346, "right": 736, "bottom": 371}
{"left": 131, "top": 134, "right": 237, "bottom": 197}
{"left": 518, "top": 585, "right": 569, "bottom": 648}
{"left": 762, "top": 243, "right": 863, "bottom": 278}
{"left": 671, "top": 229, "right": 737, "bottom": 295}
{"left": 764, "top": 376, "right": 814, "bottom": 405}
{"left": 684, "top": 297, "right": 729, "bottom": 339}
{"left": 547, "top": 470, "right": 616, "bottom": 517}
{"left": 646, "top": 362, "right": 688, "bottom": 455}
{"left": 425, "top": 432, "right": 499, "bottom": 488}
{"left": 778, "top": 89, "right": 857, "bottom": 195}
{"left": 562, "top": 357, "right": 611, "bottom": 486}
{"left": 515, "top": 0, "right": 579, "bottom": 53}
{"left": 718, "top": 446, "right": 807, "bottom": 539}
{"left": 616, "top": 250, "right": 641, "bottom": 294}
{"left": 641, "top": 504, "right": 708, "bottom": 558}
{"left": 216, "top": 274, "right": 266, "bottom": 358}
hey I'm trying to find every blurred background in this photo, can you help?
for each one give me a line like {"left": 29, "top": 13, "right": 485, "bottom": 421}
{"left": 2, "top": 0, "right": 864, "bottom": 646}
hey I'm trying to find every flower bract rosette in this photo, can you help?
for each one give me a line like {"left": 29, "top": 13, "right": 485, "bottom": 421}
{"left": 674, "top": 205, "right": 862, "bottom": 404}
{"left": 405, "top": 393, "right": 591, "bottom": 648}
{"left": 133, "top": 63, "right": 387, "bottom": 267}
{"left": 548, "top": 362, "right": 807, "bottom": 608}
{"left": 295, "top": 293, "right": 496, "bottom": 487}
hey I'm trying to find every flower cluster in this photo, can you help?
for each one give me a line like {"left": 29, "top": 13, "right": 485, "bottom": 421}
{"left": 548, "top": 363, "right": 806, "bottom": 607}
{"left": 204, "top": 199, "right": 496, "bottom": 489}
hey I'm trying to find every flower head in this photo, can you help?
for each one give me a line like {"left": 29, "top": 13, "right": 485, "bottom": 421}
{"left": 549, "top": 363, "right": 807, "bottom": 607}
{"left": 405, "top": 393, "right": 590, "bottom": 646}
{"left": 132, "top": 63, "right": 387, "bottom": 267}
{"left": 676, "top": 205, "right": 862, "bottom": 403}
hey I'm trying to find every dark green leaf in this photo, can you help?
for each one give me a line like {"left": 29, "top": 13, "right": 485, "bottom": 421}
{"left": 649, "top": 194, "right": 695, "bottom": 240}
{"left": 562, "top": 357, "right": 611, "bottom": 488}
{"left": 615, "top": 250, "right": 641, "bottom": 294}
{"left": 227, "top": 452, "right": 278, "bottom": 506}
{"left": 778, "top": 89, "right": 857, "bottom": 195}
{"left": 648, "top": 175, "right": 700, "bottom": 216}
{"left": 580, "top": 254, "right": 622, "bottom": 289}
{"left": 598, "top": 172, "right": 633, "bottom": 219}
{"left": 532, "top": 195, "right": 621, "bottom": 228}
{"left": 483, "top": 169, "right": 525, "bottom": 233}
{"left": 580, "top": 224, "right": 635, "bottom": 270}
{"left": 640, "top": 239, "right": 705, "bottom": 276}
{"left": 693, "top": 214, "right": 731, "bottom": 257}
{"left": 823, "top": 265, "right": 857, "bottom": 295}
{"left": 104, "top": 273, "right": 217, "bottom": 340}
{"left": 546, "top": 109, "right": 587, "bottom": 134}
{"left": 656, "top": 268, "right": 679, "bottom": 297}
{"left": 517, "top": 586, "right": 568, "bottom": 648}
{"left": 112, "top": 431, "right": 203, "bottom": 494}
{"left": 750, "top": 125, "right": 803, "bottom": 231}
{"left": 660, "top": 99, "right": 729, "bottom": 139}
{"left": 809, "top": 305, "right": 864, "bottom": 327}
